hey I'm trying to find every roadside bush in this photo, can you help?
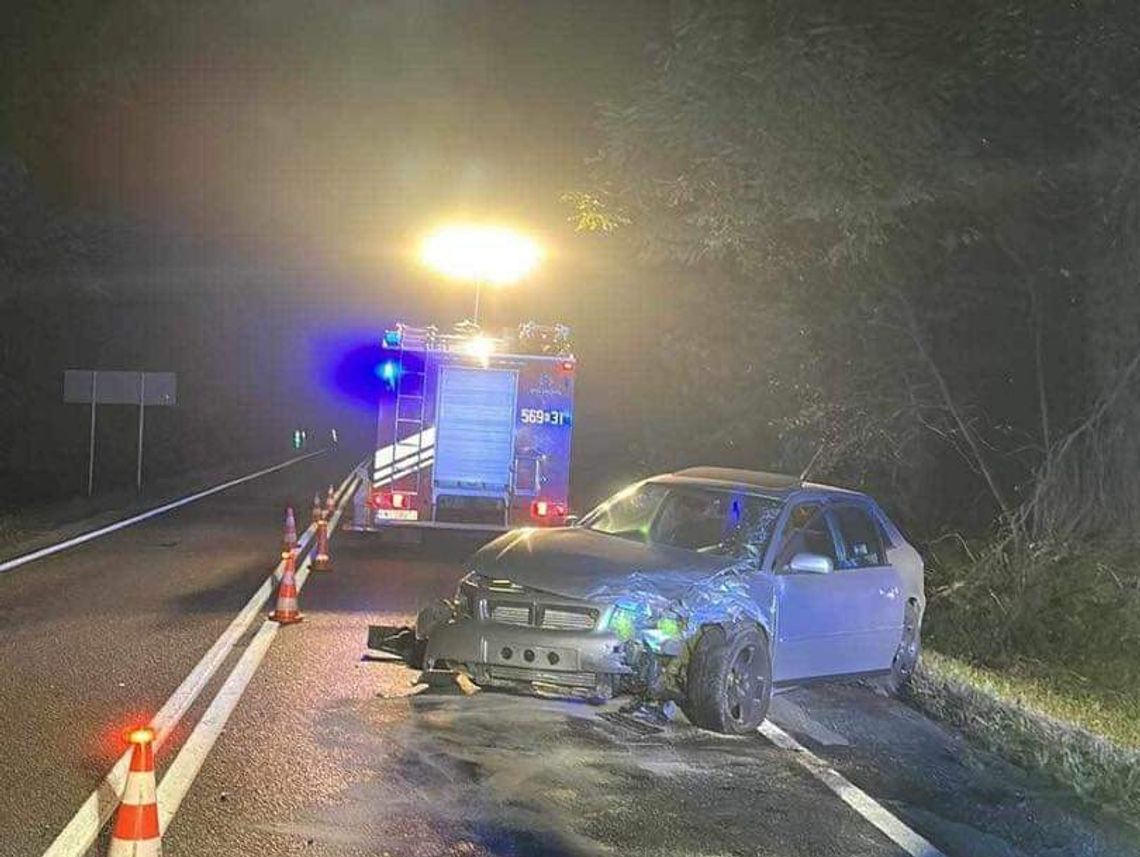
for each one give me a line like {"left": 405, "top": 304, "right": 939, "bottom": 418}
{"left": 924, "top": 534, "right": 1140, "bottom": 699}
{"left": 912, "top": 653, "right": 1140, "bottom": 819}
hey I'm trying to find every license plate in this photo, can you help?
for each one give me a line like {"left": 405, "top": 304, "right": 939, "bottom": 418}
{"left": 375, "top": 509, "right": 418, "bottom": 521}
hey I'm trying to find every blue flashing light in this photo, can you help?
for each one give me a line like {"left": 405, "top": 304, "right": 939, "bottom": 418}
{"left": 729, "top": 498, "right": 742, "bottom": 525}
{"left": 374, "top": 359, "right": 401, "bottom": 390}
{"left": 382, "top": 329, "right": 402, "bottom": 349}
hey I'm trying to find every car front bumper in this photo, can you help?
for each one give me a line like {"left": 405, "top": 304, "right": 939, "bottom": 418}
{"left": 423, "top": 614, "right": 634, "bottom": 695}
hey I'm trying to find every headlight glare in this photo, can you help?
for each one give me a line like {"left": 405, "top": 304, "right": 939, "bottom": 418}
{"left": 606, "top": 600, "right": 685, "bottom": 642}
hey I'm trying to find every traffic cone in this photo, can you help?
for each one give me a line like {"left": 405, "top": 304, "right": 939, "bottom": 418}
{"left": 282, "top": 506, "right": 298, "bottom": 552}
{"left": 324, "top": 484, "right": 336, "bottom": 517}
{"left": 311, "top": 491, "right": 323, "bottom": 525}
{"left": 313, "top": 518, "right": 332, "bottom": 572}
{"left": 269, "top": 549, "right": 303, "bottom": 624}
{"left": 108, "top": 726, "right": 161, "bottom": 856}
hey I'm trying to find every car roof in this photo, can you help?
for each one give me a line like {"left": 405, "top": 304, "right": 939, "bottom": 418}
{"left": 654, "top": 466, "right": 866, "bottom": 501}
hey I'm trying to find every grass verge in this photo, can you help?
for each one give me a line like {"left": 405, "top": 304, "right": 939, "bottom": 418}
{"left": 913, "top": 650, "right": 1140, "bottom": 820}
{"left": 0, "top": 513, "right": 25, "bottom": 550}
{"left": 0, "top": 452, "right": 309, "bottom": 562}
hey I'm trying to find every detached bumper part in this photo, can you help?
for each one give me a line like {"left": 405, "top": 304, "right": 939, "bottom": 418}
{"left": 366, "top": 624, "right": 426, "bottom": 668}
{"left": 418, "top": 667, "right": 481, "bottom": 695}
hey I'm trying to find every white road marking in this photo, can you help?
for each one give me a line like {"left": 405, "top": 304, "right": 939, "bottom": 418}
{"left": 156, "top": 493, "right": 351, "bottom": 828}
{"left": 768, "top": 696, "right": 850, "bottom": 747}
{"left": 41, "top": 466, "right": 936, "bottom": 855}
{"left": 758, "top": 721, "right": 945, "bottom": 857}
{"left": 0, "top": 449, "right": 328, "bottom": 574}
{"left": 40, "top": 465, "right": 360, "bottom": 857}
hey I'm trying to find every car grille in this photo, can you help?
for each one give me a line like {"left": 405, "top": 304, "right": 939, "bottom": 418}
{"left": 489, "top": 603, "right": 531, "bottom": 626}
{"left": 541, "top": 608, "right": 597, "bottom": 631}
{"left": 485, "top": 599, "right": 598, "bottom": 631}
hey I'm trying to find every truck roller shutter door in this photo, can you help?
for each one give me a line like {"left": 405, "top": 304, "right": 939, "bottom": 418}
{"left": 434, "top": 366, "right": 517, "bottom": 494}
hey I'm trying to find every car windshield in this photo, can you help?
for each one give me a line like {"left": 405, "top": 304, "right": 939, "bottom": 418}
{"left": 581, "top": 482, "right": 785, "bottom": 560}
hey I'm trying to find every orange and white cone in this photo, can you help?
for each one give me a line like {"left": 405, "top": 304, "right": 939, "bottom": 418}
{"left": 269, "top": 550, "right": 303, "bottom": 624}
{"left": 324, "top": 484, "right": 336, "bottom": 517}
{"left": 313, "top": 518, "right": 332, "bottom": 572}
{"left": 311, "top": 491, "right": 323, "bottom": 525}
{"left": 108, "top": 726, "right": 161, "bottom": 856}
{"left": 282, "top": 506, "right": 298, "bottom": 552}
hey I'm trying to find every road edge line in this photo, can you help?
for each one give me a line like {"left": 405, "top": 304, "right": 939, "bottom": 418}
{"left": 155, "top": 487, "right": 355, "bottom": 828}
{"left": 40, "top": 463, "right": 360, "bottom": 857}
{"left": 1, "top": 449, "right": 328, "bottom": 574}
{"left": 758, "top": 721, "right": 945, "bottom": 857}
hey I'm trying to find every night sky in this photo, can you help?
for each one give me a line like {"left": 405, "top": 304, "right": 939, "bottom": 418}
{"left": 6, "top": 1, "right": 667, "bottom": 289}
{"left": 0, "top": 1, "right": 671, "bottom": 504}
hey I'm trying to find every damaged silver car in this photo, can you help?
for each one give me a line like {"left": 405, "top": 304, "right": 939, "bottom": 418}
{"left": 383, "top": 467, "right": 925, "bottom": 735}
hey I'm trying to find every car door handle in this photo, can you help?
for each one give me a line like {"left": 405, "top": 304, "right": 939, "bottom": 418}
{"left": 879, "top": 586, "right": 899, "bottom": 599}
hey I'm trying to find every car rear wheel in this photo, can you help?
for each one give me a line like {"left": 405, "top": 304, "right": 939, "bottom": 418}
{"left": 881, "top": 600, "right": 921, "bottom": 695}
{"left": 683, "top": 624, "right": 771, "bottom": 734}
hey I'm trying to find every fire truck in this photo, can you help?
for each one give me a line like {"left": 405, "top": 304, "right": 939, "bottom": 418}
{"left": 348, "top": 321, "right": 576, "bottom": 533}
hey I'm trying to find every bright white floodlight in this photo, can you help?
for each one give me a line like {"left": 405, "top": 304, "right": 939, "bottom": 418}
{"left": 420, "top": 224, "right": 542, "bottom": 324}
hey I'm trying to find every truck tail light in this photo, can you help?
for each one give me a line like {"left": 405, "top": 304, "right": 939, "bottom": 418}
{"left": 531, "top": 500, "right": 566, "bottom": 520}
{"left": 368, "top": 489, "right": 414, "bottom": 510}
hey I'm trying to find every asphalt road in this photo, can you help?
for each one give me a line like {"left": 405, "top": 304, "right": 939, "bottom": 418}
{"left": 0, "top": 449, "right": 356, "bottom": 857}
{"left": 2, "top": 457, "right": 1138, "bottom": 857}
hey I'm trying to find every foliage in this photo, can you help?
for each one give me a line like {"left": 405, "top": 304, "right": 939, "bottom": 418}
{"left": 560, "top": 191, "right": 630, "bottom": 234}
{"left": 580, "top": 0, "right": 1140, "bottom": 540}
{"left": 918, "top": 534, "right": 1140, "bottom": 812}
{"left": 0, "top": 514, "right": 24, "bottom": 549}
{"left": 580, "top": 8, "right": 1140, "bottom": 807}
{"left": 924, "top": 536, "right": 1140, "bottom": 699}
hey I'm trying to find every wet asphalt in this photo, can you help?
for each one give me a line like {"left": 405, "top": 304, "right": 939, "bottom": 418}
{"left": 158, "top": 534, "right": 1140, "bottom": 857}
{"left": 1, "top": 461, "right": 1138, "bottom": 856}
{"left": 0, "top": 450, "right": 355, "bottom": 857}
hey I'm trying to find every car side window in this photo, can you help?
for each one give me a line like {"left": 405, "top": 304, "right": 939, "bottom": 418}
{"left": 830, "top": 505, "right": 886, "bottom": 569}
{"left": 774, "top": 503, "right": 838, "bottom": 571}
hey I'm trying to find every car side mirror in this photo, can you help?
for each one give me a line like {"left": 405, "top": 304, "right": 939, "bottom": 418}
{"left": 788, "top": 552, "right": 833, "bottom": 574}
{"left": 564, "top": 515, "right": 579, "bottom": 527}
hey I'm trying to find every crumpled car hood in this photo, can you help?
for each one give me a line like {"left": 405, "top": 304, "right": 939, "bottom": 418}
{"left": 472, "top": 526, "right": 732, "bottom": 601}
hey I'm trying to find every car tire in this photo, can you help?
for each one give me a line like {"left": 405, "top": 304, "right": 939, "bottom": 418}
{"left": 683, "top": 623, "right": 772, "bottom": 734}
{"left": 880, "top": 600, "right": 921, "bottom": 696}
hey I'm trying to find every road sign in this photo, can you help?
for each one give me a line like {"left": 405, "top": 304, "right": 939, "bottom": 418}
{"left": 63, "top": 370, "right": 177, "bottom": 495}
{"left": 63, "top": 371, "right": 176, "bottom": 406}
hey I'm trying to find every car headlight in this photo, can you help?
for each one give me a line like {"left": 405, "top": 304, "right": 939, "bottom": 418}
{"left": 605, "top": 600, "right": 686, "bottom": 646}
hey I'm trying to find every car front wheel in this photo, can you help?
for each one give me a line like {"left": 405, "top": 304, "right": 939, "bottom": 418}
{"left": 683, "top": 623, "right": 772, "bottom": 734}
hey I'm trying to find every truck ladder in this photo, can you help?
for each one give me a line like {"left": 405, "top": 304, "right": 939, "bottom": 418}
{"left": 391, "top": 325, "right": 431, "bottom": 496}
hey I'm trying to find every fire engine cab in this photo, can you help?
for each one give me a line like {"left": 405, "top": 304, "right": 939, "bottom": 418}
{"left": 348, "top": 321, "right": 575, "bottom": 533}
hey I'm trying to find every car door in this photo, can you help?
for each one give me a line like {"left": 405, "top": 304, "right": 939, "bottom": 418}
{"left": 771, "top": 502, "right": 862, "bottom": 681}
{"left": 771, "top": 501, "right": 905, "bottom": 682}
{"left": 828, "top": 502, "right": 906, "bottom": 672}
